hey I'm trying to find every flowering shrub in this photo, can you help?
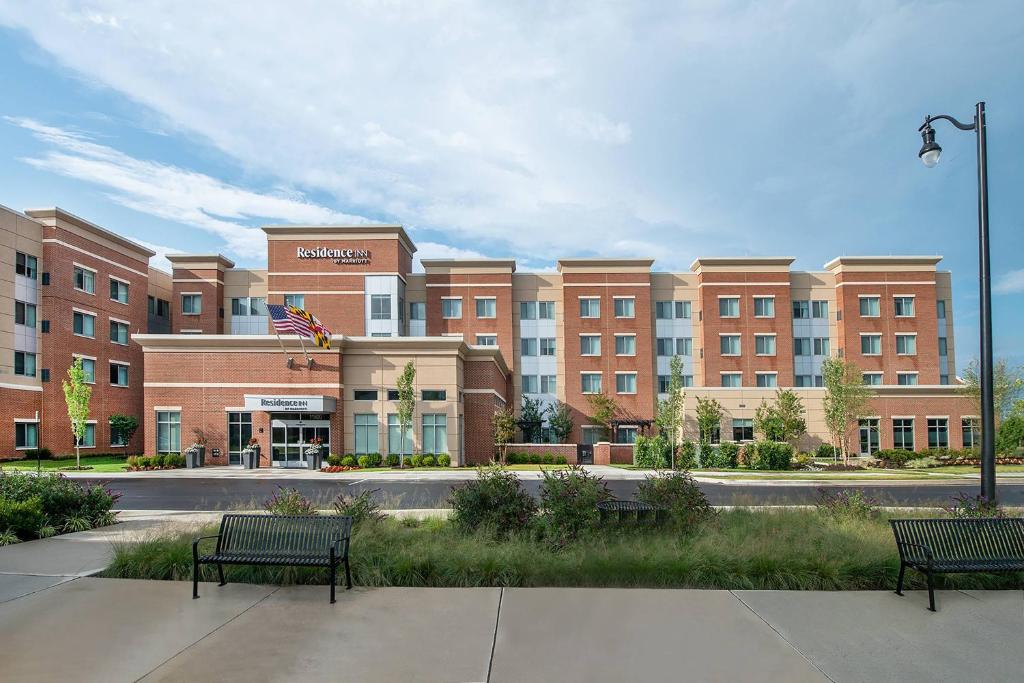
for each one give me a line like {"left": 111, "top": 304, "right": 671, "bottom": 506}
{"left": 816, "top": 489, "right": 878, "bottom": 520}
{"left": 635, "top": 470, "right": 714, "bottom": 531}
{"left": 945, "top": 492, "right": 1004, "bottom": 519}
{"left": 264, "top": 486, "right": 318, "bottom": 515}
{"left": 538, "top": 466, "right": 612, "bottom": 544}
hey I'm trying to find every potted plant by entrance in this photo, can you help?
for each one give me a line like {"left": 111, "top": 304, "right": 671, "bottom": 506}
{"left": 241, "top": 437, "right": 261, "bottom": 469}
{"left": 185, "top": 429, "right": 207, "bottom": 468}
{"left": 304, "top": 436, "right": 323, "bottom": 471}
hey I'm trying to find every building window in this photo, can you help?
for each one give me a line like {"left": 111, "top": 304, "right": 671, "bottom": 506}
{"left": 859, "top": 296, "right": 880, "bottom": 317}
{"left": 927, "top": 418, "right": 949, "bottom": 449}
{"left": 937, "top": 300, "right": 947, "bottom": 319}
{"left": 226, "top": 412, "right": 253, "bottom": 464}
{"left": 76, "top": 423, "right": 96, "bottom": 449}
{"left": 386, "top": 389, "right": 400, "bottom": 401}
{"left": 962, "top": 418, "right": 979, "bottom": 449}
{"left": 940, "top": 374, "right": 949, "bottom": 385}
{"left": 475, "top": 297, "right": 496, "bottom": 318}
{"left": 14, "top": 301, "right": 36, "bottom": 328}
{"left": 520, "top": 301, "right": 536, "bottom": 320}
{"left": 283, "top": 294, "right": 304, "bottom": 309}
{"left": 792, "top": 300, "right": 809, "bottom": 319}
{"left": 721, "top": 373, "right": 742, "bottom": 388}
{"left": 73, "top": 311, "right": 96, "bottom": 338}
{"left": 719, "top": 297, "right": 739, "bottom": 318}
{"left": 520, "top": 338, "right": 537, "bottom": 356}
{"left": 522, "top": 375, "right": 539, "bottom": 393}
{"left": 615, "top": 335, "right": 636, "bottom": 356}
{"left": 795, "top": 375, "right": 813, "bottom": 387}
{"left": 812, "top": 301, "right": 829, "bottom": 319}
{"left": 656, "top": 338, "right": 673, "bottom": 357}
{"left": 895, "top": 334, "right": 917, "bottom": 355}
{"left": 720, "top": 334, "right": 740, "bottom": 356}
{"left": 109, "top": 363, "right": 129, "bottom": 387}
{"left": 754, "top": 334, "right": 776, "bottom": 356}
{"left": 700, "top": 424, "right": 721, "bottom": 445}
{"left": 756, "top": 373, "right": 778, "bottom": 388}
{"left": 897, "top": 372, "right": 918, "bottom": 386}
{"left": 181, "top": 294, "right": 202, "bottom": 315}
{"left": 581, "top": 426, "right": 603, "bottom": 445}
{"left": 231, "top": 297, "right": 266, "bottom": 316}
{"left": 658, "top": 301, "right": 692, "bottom": 319}
{"left": 156, "top": 411, "right": 181, "bottom": 454}
{"left": 794, "top": 338, "right": 811, "bottom": 356}
{"left": 15, "top": 422, "right": 39, "bottom": 449}
{"left": 475, "top": 334, "right": 497, "bottom": 346}
{"left": 109, "top": 278, "right": 129, "bottom": 304}
{"left": 657, "top": 375, "right": 670, "bottom": 393}
{"left": 579, "top": 297, "right": 600, "bottom": 318}
{"left": 421, "top": 390, "right": 447, "bottom": 401}
{"left": 893, "top": 418, "right": 914, "bottom": 451}
{"left": 14, "top": 351, "right": 36, "bottom": 377}
{"left": 615, "top": 426, "right": 638, "bottom": 444}
{"left": 441, "top": 298, "right": 462, "bottom": 319}
{"left": 109, "top": 420, "right": 128, "bottom": 447}
{"left": 540, "top": 375, "right": 557, "bottom": 393}
{"left": 677, "top": 338, "right": 693, "bottom": 356}
{"left": 581, "top": 373, "right": 602, "bottom": 394}
{"left": 76, "top": 357, "right": 96, "bottom": 383}
{"left": 615, "top": 373, "right": 637, "bottom": 394}
{"left": 15, "top": 252, "right": 38, "bottom": 279}
{"left": 73, "top": 265, "right": 96, "bottom": 294}
{"left": 814, "top": 375, "right": 824, "bottom": 387}
{"left": 538, "top": 301, "right": 555, "bottom": 319}
{"left": 753, "top": 296, "right": 775, "bottom": 318}
{"left": 387, "top": 414, "right": 414, "bottom": 455}
{"left": 110, "top": 320, "right": 129, "bottom": 345}
{"left": 371, "top": 294, "right": 392, "bottom": 320}
{"left": 354, "top": 414, "right": 379, "bottom": 454}
{"left": 370, "top": 332, "right": 391, "bottom": 338}
{"left": 353, "top": 389, "right": 378, "bottom": 401}
{"left": 580, "top": 335, "right": 601, "bottom": 356}
{"left": 613, "top": 297, "right": 635, "bottom": 318}
{"left": 938, "top": 337, "right": 948, "bottom": 356}
{"left": 813, "top": 337, "right": 830, "bottom": 356}
{"left": 860, "top": 334, "right": 881, "bottom": 355}
{"left": 733, "top": 418, "right": 754, "bottom": 442}
{"left": 655, "top": 301, "right": 672, "bottom": 319}
{"left": 862, "top": 373, "right": 883, "bottom": 386}
{"left": 422, "top": 414, "right": 448, "bottom": 454}
{"left": 539, "top": 338, "right": 556, "bottom": 356}
{"left": 409, "top": 302, "right": 426, "bottom": 321}
{"left": 894, "top": 296, "right": 915, "bottom": 317}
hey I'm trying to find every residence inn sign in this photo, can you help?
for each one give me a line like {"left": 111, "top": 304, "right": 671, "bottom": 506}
{"left": 296, "top": 245, "right": 372, "bottom": 265}
{"left": 243, "top": 395, "right": 339, "bottom": 412}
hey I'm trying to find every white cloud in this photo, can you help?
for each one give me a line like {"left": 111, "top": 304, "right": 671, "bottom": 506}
{"left": 995, "top": 269, "right": 1024, "bottom": 295}
{"left": 559, "top": 109, "right": 632, "bottom": 145}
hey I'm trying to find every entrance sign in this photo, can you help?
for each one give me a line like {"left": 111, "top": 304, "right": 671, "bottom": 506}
{"left": 296, "top": 246, "right": 371, "bottom": 265}
{"left": 244, "top": 395, "right": 337, "bottom": 412}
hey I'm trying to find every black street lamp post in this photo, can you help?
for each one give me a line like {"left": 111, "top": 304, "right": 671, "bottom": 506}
{"left": 918, "top": 101, "right": 995, "bottom": 501}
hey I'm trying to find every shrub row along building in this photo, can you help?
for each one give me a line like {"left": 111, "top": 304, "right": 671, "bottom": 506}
{"left": 0, "top": 203, "right": 976, "bottom": 465}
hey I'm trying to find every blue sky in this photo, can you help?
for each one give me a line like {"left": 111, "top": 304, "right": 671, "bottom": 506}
{"left": 0, "top": 1, "right": 1021, "bottom": 372}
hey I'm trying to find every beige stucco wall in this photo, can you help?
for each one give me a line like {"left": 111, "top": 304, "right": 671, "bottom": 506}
{"left": 223, "top": 269, "right": 268, "bottom": 331}
{"left": 0, "top": 205, "right": 42, "bottom": 385}
{"left": 511, "top": 272, "right": 564, "bottom": 403}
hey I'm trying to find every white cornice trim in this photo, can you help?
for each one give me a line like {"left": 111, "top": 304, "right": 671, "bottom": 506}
{"left": 0, "top": 382, "right": 43, "bottom": 392}
{"left": 43, "top": 239, "right": 149, "bottom": 277}
{"left": 145, "top": 382, "right": 343, "bottom": 389}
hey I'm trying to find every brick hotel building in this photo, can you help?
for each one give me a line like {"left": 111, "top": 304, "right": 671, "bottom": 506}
{"left": 1, "top": 203, "right": 977, "bottom": 465}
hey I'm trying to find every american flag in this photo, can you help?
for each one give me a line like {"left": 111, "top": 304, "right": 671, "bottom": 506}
{"left": 266, "top": 304, "right": 332, "bottom": 349}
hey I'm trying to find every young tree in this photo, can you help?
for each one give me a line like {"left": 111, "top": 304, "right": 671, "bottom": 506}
{"left": 546, "top": 400, "right": 574, "bottom": 444}
{"left": 62, "top": 357, "right": 92, "bottom": 471}
{"left": 396, "top": 360, "right": 416, "bottom": 467}
{"left": 587, "top": 392, "right": 619, "bottom": 442}
{"left": 655, "top": 354, "right": 686, "bottom": 468}
{"left": 753, "top": 400, "right": 785, "bottom": 441}
{"left": 492, "top": 406, "right": 517, "bottom": 464}
{"left": 519, "top": 396, "right": 545, "bottom": 443}
{"left": 822, "top": 357, "right": 872, "bottom": 463}
{"left": 960, "top": 358, "right": 1024, "bottom": 431}
{"left": 695, "top": 396, "right": 724, "bottom": 446}
{"left": 108, "top": 413, "right": 139, "bottom": 457}
{"left": 754, "top": 389, "right": 806, "bottom": 444}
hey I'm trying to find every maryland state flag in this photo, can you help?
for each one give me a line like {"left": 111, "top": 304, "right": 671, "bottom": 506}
{"left": 267, "top": 304, "right": 333, "bottom": 349}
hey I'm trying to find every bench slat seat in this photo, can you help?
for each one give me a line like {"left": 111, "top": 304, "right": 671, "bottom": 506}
{"left": 193, "top": 514, "right": 353, "bottom": 603}
{"left": 890, "top": 518, "right": 1024, "bottom": 612}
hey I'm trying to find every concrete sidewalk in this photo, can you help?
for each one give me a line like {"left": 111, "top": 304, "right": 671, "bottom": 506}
{"left": 0, "top": 579, "right": 1020, "bottom": 682}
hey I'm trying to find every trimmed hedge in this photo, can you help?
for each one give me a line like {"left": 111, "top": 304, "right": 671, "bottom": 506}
{"left": 749, "top": 441, "right": 794, "bottom": 471}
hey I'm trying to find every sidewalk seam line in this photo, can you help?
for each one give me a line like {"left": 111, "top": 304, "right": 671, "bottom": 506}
{"left": 730, "top": 591, "right": 837, "bottom": 683}
{"left": 485, "top": 586, "right": 503, "bottom": 683}
{"left": 134, "top": 585, "right": 282, "bottom": 682}
{"left": 0, "top": 575, "right": 79, "bottom": 605}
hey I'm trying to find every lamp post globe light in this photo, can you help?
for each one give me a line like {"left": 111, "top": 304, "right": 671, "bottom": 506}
{"left": 918, "top": 101, "right": 995, "bottom": 502}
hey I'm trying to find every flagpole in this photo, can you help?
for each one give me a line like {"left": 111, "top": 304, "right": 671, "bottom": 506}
{"left": 270, "top": 326, "right": 294, "bottom": 368}
{"left": 296, "top": 334, "right": 313, "bottom": 368}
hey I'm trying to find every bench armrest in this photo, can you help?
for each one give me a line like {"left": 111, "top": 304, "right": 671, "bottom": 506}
{"left": 192, "top": 534, "right": 221, "bottom": 557}
{"left": 333, "top": 536, "right": 350, "bottom": 558}
{"left": 895, "top": 540, "right": 934, "bottom": 565}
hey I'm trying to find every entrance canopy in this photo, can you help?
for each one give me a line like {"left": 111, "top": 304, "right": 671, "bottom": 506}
{"left": 243, "top": 394, "right": 338, "bottom": 412}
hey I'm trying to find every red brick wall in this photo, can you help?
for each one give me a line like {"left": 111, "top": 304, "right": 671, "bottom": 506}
{"left": 867, "top": 394, "right": 975, "bottom": 450}
{"left": 561, "top": 272, "right": 654, "bottom": 442}
{"left": 0, "top": 388, "right": 43, "bottom": 459}
{"left": 462, "top": 357, "right": 509, "bottom": 465}
{"left": 426, "top": 273, "right": 514, "bottom": 367}
{"left": 593, "top": 442, "right": 634, "bottom": 465}
{"left": 503, "top": 443, "right": 579, "bottom": 464}
{"left": 41, "top": 225, "right": 149, "bottom": 455}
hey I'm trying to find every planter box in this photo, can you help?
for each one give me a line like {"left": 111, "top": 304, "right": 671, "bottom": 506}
{"left": 242, "top": 446, "right": 261, "bottom": 469}
{"left": 305, "top": 451, "right": 323, "bottom": 470}
{"left": 185, "top": 445, "right": 206, "bottom": 469}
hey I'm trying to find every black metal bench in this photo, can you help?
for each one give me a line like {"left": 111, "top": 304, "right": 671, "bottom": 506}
{"left": 598, "top": 500, "right": 666, "bottom": 524}
{"left": 193, "top": 514, "right": 353, "bottom": 603}
{"left": 890, "top": 518, "right": 1024, "bottom": 611}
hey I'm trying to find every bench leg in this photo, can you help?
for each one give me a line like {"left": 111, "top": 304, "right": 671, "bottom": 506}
{"left": 926, "top": 571, "right": 936, "bottom": 612}
{"left": 895, "top": 563, "right": 906, "bottom": 596}
{"left": 345, "top": 556, "right": 352, "bottom": 590}
{"left": 217, "top": 564, "right": 226, "bottom": 587}
{"left": 193, "top": 560, "right": 200, "bottom": 600}
{"left": 330, "top": 564, "right": 337, "bottom": 604}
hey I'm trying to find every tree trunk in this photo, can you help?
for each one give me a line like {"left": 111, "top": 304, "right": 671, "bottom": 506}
{"left": 76, "top": 443, "right": 81, "bottom": 470}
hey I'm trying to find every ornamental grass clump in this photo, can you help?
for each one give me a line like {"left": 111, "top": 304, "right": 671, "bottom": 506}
{"left": 537, "top": 465, "right": 611, "bottom": 545}
{"left": 816, "top": 489, "right": 879, "bottom": 520}
{"left": 332, "top": 489, "right": 384, "bottom": 526}
{"left": 264, "top": 486, "right": 318, "bottom": 515}
{"left": 634, "top": 470, "right": 714, "bottom": 532}
{"left": 447, "top": 465, "right": 537, "bottom": 537}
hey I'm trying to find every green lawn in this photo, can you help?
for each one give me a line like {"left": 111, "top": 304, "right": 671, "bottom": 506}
{"left": 915, "top": 464, "right": 1024, "bottom": 475}
{"left": 104, "top": 509, "right": 1024, "bottom": 591}
{"left": 607, "top": 464, "right": 935, "bottom": 480}
{"left": 1, "top": 455, "right": 130, "bottom": 473}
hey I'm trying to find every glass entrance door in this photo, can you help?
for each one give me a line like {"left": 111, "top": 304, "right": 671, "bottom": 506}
{"left": 271, "top": 416, "right": 331, "bottom": 467}
{"left": 859, "top": 419, "right": 880, "bottom": 456}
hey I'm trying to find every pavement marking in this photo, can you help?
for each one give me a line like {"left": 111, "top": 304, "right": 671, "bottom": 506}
{"left": 485, "top": 586, "right": 504, "bottom": 683}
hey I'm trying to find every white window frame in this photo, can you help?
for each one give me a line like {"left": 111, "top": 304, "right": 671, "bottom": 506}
{"left": 615, "top": 371, "right": 638, "bottom": 395}
{"left": 109, "top": 275, "right": 130, "bottom": 304}
{"left": 862, "top": 372, "right": 884, "bottom": 386}
{"left": 73, "top": 263, "right": 97, "bottom": 295}
{"left": 72, "top": 308, "right": 96, "bottom": 339}
{"left": 441, "top": 296, "right": 463, "bottom": 320}
{"left": 754, "top": 333, "right": 776, "bottom": 356}
{"left": 858, "top": 295, "right": 881, "bottom": 318}
{"left": 860, "top": 333, "right": 882, "bottom": 356}
{"left": 475, "top": 296, "right": 497, "bottom": 319}
{"left": 895, "top": 333, "right": 917, "bottom": 356}
{"left": 718, "top": 295, "right": 740, "bottom": 318}
{"left": 614, "top": 333, "right": 636, "bottom": 357}
{"left": 579, "top": 296, "right": 601, "bottom": 319}
{"left": 753, "top": 295, "right": 775, "bottom": 318}
{"left": 475, "top": 334, "right": 497, "bottom": 346}
{"left": 181, "top": 293, "right": 202, "bottom": 315}
{"left": 579, "top": 334, "right": 601, "bottom": 356}
{"left": 755, "top": 371, "right": 778, "bottom": 388}
{"left": 896, "top": 372, "right": 919, "bottom": 386}
{"left": 109, "top": 360, "right": 130, "bottom": 388}
{"left": 893, "top": 294, "right": 916, "bottom": 318}
{"left": 720, "top": 372, "right": 742, "bottom": 388}
{"left": 580, "top": 372, "right": 603, "bottom": 394}
{"left": 613, "top": 296, "right": 635, "bottom": 319}
{"left": 719, "top": 333, "right": 741, "bottom": 356}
